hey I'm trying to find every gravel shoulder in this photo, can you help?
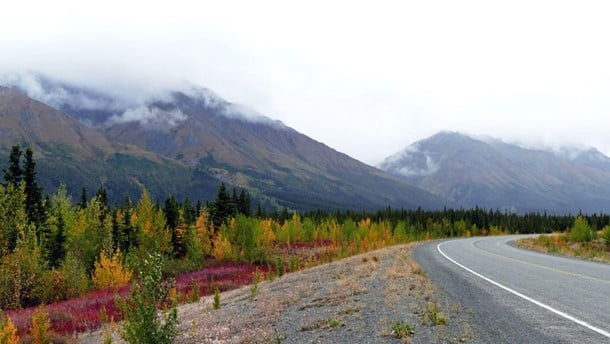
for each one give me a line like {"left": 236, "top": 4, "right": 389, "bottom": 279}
{"left": 80, "top": 243, "right": 474, "bottom": 343}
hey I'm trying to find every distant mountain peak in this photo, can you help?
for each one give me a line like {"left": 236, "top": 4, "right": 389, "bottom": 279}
{"left": 380, "top": 131, "right": 610, "bottom": 213}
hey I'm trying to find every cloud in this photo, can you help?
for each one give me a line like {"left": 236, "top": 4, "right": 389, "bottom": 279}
{"left": 0, "top": 72, "right": 129, "bottom": 112}
{"left": 109, "top": 105, "right": 187, "bottom": 129}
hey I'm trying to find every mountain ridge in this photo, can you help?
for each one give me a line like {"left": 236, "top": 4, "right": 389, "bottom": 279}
{"left": 380, "top": 131, "right": 610, "bottom": 213}
{"left": 0, "top": 74, "right": 445, "bottom": 211}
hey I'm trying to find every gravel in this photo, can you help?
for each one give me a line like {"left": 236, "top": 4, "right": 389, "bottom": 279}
{"left": 80, "top": 243, "right": 474, "bottom": 343}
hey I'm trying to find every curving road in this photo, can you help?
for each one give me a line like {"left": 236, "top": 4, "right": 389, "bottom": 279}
{"left": 413, "top": 235, "right": 610, "bottom": 343}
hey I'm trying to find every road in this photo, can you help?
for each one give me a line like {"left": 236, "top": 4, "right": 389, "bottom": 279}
{"left": 413, "top": 235, "right": 610, "bottom": 343}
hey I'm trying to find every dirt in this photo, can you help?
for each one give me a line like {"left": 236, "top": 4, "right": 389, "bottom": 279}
{"left": 79, "top": 243, "right": 474, "bottom": 343}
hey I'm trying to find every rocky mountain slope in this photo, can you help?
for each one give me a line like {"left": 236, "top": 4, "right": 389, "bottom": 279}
{"left": 380, "top": 131, "right": 610, "bottom": 213}
{"left": 0, "top": 74, "right": 444, "bottom": 210}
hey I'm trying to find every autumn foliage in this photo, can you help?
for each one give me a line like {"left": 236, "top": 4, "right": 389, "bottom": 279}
{"left": 91, "top": 249, "right": 132, "bottom": 290}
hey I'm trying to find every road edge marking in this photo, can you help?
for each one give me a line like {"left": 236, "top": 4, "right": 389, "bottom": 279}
{"left": 437, "top": 240, "right": 610, "bottom": 339}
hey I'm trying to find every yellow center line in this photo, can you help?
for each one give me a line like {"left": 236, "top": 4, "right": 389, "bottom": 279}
{"left": 469, "top": 238, "right": 610, "bottom": 285}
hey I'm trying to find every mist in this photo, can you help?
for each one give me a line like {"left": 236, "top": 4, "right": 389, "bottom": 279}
{"left": 2, "top": 1, "right": 610, "bottom": 164}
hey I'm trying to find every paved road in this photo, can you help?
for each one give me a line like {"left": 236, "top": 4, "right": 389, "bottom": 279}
{"left": 413, "top": 236, "right": 610, "bottom": 343}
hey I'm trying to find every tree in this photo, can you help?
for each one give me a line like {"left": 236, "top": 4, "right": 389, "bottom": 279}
{"left": 78, "top": 187, "right": 88, "bottom": 210}
{"left": 23, "top": 147, "right": 45, "bottom": 229}
{"left": 210, "top": 183, "right": 235, "bottom": 229}
{"left": 2, "top": 145, "right": 22, "bottom": 187}
{"left": 569, "top": 216, "right": 593, "bottom": 242}
{"left": 237, "top": 190, "right": 251, "bottom": 216}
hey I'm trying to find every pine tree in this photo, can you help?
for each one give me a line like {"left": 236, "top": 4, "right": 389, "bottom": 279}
{"left": 23, "top": 147, "right": 45, "bottom": 229}
{"left": 210, "top": 183, "right": 235, "bottom": 229}
{"left": 238, "top": 190, "right": 251, "bottom": 216}
{"left": 78, "top": 187, "right": 88, "bottom": 210}
{"left": 48, "top": 212, "right": 67, "bottom": 268}
{"left": 183, "top": 197, "right": 196, "bottom": 225}
{"left": 2, "top": 145, "right": 23, "bottom": 187}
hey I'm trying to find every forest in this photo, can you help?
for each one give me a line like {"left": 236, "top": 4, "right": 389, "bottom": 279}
{"left": 0, "top": 144, "right": 609, "bottom": 341}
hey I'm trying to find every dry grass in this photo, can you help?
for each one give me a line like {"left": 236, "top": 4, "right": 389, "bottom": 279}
{"left": 516, "top": 233, "right": 610, "bottom": 264}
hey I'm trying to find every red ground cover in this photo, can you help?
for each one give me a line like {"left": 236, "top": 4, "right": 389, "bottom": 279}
{"left": 5, "top": 261, "right": 268, "bottom": 337}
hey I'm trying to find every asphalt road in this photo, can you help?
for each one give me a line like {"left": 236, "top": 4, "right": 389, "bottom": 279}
{"left": 413, "top": 235, "right": 610, "bottom": 343}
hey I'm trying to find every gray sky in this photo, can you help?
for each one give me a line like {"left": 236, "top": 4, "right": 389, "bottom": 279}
{"left": 2, "top": 0, "right": 610, "bottom": 164}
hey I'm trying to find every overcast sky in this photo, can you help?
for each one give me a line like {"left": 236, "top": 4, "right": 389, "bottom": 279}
{"left": 2, "top": 1, "right": 610, "bottom": 164}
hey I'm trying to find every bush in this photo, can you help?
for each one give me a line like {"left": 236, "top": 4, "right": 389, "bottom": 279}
{"left": 569, "top": 217, "right": 593, "bottom": 243}
{"left": 92, "top": 249, "right": 133, "bottom": 290}
{"left": 30, "top": 305, "right": 51, "bottom": 344}
{"left": 119, "top": 252, "right": 177, "bottom": 344}
{"left": 38, "top": 253, "right": 89, "bottom": 302}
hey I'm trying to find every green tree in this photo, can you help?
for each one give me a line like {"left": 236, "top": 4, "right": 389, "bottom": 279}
{"left": 210, "top": 183, "right": 235, "bottom": 229}
{"left": 133, "top": 189, "right": 171, "bottom": 258}
{"left": 2, "top": 145, "right": 22, "bottom": 187}
{"left": 237, "top": 190, "right": 251, "bottom": 216}
{"left": 23, "top": 147, "right": 45, "bottom": 229}
{"left": 569, "top": 216, "right": 593, "bottom": 242}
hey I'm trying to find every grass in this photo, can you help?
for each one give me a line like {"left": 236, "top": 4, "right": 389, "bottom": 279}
{"left": 421, "top": 302, "right": 448, "bottom": 326}
{"left": 391, "top": 321, "right": 415, "bottom": 339}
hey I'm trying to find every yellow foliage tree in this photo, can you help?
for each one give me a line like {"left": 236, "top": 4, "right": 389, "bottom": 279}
{"left": 30, "top": 305, "right": 50, "bottom": 344}
{"left": 212, "top": 233, "right": 233, "bottom": 261}
{"left": 92, "top": 249, "right": 132, "bottom": 289}
{"left": 0, "top": 314, "right": 19, "bottom": 344}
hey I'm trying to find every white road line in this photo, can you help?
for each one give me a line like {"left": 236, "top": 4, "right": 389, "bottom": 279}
{"left": 437, "top": 240, "right": 610, "bottom": 339}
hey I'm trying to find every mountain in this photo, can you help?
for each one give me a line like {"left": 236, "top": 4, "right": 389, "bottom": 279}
{"left": 379, "top": 131, "right": 610, "bottom": 213}
{"left": 0, "top": 85, "right": 220, "bottom": 204}
{"left": 0, "top": 74, "right": 444, "bottom": 211}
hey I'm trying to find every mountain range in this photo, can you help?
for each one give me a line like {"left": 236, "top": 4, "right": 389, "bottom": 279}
{"left": 0, "top": 74, "right": 443, "bottom": 211}
{"left": 379, "top": 131, "right": 610, "bottom": 213}
{"left": 5, "top": 73, "right": 610, "bottom": 214}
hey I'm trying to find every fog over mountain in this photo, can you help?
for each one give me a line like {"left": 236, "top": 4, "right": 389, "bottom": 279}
{"left": 380, "top": 131, "right": 610, "bottom": 213}
{"left": 0, "top": 73, "right": 445, "bottom": 211}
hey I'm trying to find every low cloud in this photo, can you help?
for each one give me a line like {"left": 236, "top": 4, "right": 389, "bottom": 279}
{"left": 109, "top": 105, "right": 187, "bottom": 129}
{"left": 0, "top": 72, "right": 129, "bottom": 112}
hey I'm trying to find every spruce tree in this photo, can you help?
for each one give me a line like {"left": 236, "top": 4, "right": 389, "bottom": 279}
{"left": 23, "top": 147, "right": 45, "bottom": 229}
{"left": 78, "top": 187, "right": 88, "bottom": 210}
{"left": 210, "top": 183, "right": 234, "bottom": 229}
{"left": 3, "top": 145, "right": 23, "bottom": 186}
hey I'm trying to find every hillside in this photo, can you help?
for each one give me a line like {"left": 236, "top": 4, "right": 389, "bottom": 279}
{"left": 0, "top": 75, "right": 444, "bottom": 210}
{"left": 0, "top": 86, "right": 218, "bottom": 204}
{"left": 380, "top": 131, "right": 610, "bottom": 213}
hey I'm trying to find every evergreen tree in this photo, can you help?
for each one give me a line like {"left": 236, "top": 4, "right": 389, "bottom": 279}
{"left": 23, "top": 147, "right": 45, "bottom": 229}
{"left": 2, "top": 145, "right": 23, "bottom": 187}
{"left": 195, "top": 199, "right": 202, "bottom": 218}
{"left": 210, "top": 183, "right": 235, "bottom": 229}
{"left": 183, "top": 198, "right": 196, "bottom": 225}
{"left": 78, "top": 187, "right": 88, "bottom": 210}
{"left": 238, "top": 190, "right": 251, "bottom": 216}
{"left": 164, "top": 195, "right": 181, "bottom": 256}
{"left": 48, "top": 212, "right": 67, "bottom": 268}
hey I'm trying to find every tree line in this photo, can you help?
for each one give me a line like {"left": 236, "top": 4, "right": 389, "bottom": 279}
{"left": 0, "top": 144, "right": 608, "bottom": 311}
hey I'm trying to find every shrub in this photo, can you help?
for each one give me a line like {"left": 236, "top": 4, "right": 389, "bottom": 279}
{"left": 30, "top": 305, "right": 51, "bottom": 344}
{"left": 0, "top": 313, "right": 19, "bottom": 344}
{"left": 119, "top": 252, "right": 177, "bottom": 344}
{"left": 92, "top": 249, "right": 133, "bottom": 290}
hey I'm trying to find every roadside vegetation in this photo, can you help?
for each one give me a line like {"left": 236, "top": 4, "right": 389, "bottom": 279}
{"left": 1, "top": 144, "right": 610, "bottom": 342}
{"left": 516, "top": 216, "right": 610, "bottom": 263}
